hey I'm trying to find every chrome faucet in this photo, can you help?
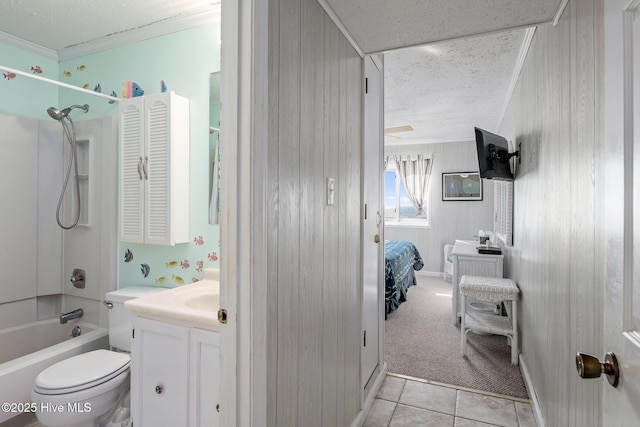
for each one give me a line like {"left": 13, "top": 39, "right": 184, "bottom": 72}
{"left": 60, "top": 308, "right": 83, "bottom": 324}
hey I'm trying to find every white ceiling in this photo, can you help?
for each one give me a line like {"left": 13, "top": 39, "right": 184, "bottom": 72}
{"left": 0, "top": 0, "right": 563, "bottom": 145}
{"left": 324, "top": 0, "right": 561, "bottom": 54}
{"left": 384, "top": 29, "right": 530, "bottom": 145}
{"left": 320, "top": 0, "right": 563, "bottom": 145}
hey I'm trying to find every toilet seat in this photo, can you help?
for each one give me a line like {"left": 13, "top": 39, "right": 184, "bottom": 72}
{"left": 34, "top": 349, "right": 130, "bottom": 395}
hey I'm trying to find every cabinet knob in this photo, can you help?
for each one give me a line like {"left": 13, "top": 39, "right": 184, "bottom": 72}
{"left": 155, "top": 385, "right": 163, "bottom": 394}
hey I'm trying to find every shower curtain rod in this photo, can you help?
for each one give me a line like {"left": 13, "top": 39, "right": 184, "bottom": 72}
{"left": 0, "top": 64, "right": 120, "bottom": 102}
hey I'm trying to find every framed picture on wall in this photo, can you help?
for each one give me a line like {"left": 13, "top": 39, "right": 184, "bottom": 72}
{"left": 442, "top": 172, "right": 483, "bottom": 201}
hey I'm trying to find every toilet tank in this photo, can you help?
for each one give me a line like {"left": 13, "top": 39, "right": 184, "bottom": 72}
{"left": 106, "top": 286, "right": 167, "bottom": 352}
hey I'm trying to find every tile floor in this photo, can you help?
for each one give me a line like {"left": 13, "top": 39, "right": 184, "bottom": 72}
{"left": 364, "top": 374, "right": 537, "bottom": 427}
{"left": 8, "top": 374, "right": 537, "bottom": 427}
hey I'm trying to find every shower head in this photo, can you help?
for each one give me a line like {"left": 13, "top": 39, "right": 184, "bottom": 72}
{"left": 47, "top": 104, "right": 89, "bottom": 121}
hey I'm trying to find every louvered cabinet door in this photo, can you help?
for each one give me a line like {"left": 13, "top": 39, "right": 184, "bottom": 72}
{"left": 118, "top": 92, "right": 189, "bottom": 246}
{"left": 143, "top": 93, "right": 190, "bottom": 245}
{"left": 144, "top": 96, "right": 172, "bottom": 245}
{"left": 119, "top": 98, "right": 145, "bottom": 243}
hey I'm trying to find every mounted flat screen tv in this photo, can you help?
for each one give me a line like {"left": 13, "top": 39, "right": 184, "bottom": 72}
{"left": 474, "top": 127, "right": 518, "bottom": 181}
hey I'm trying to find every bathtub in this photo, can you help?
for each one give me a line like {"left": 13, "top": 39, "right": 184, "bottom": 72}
{"left": 0, "top": 319, "right": 109, "bottom": 423}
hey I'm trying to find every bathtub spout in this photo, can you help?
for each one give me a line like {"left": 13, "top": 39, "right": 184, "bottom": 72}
{"left": 60, "top": 309, "right": 83, "bottom": 324}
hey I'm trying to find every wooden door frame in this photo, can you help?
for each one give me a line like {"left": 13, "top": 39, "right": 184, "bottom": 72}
{"left": 361, "top": 54, "right": 387, "bottom": 398}
{"left": 220, "top": 0, "right": 264, "bottom": 425}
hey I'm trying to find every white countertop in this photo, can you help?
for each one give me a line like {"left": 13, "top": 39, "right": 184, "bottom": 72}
{"left": 124, "top": 268, "right": 220, "bottom": 332}
{"left": 451, "top": 239, "right": 502, "bottom": 256}
{"left": 452, "top": 239, "right": 481, "bottom": 255}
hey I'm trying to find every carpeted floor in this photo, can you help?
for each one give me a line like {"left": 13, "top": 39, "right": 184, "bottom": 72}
{"left": 384, "top": 275, "right": 529, "bottom": 399}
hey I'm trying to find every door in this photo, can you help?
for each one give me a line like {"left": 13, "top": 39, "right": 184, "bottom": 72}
{"left": 144, "top": 95, "right": 172, "bottom": 244}
{"left": 119, "top": 97, "right": 145, "bottom": 243}
{"left": 189, "top": 329, "right": 220, "bottom": 427}
{"left": 601, "top": 0, "right": 640, "bottom": 424}
{"left": 362, "top": 55, "right": 383, "bottom": 389}
{"left": 132, "top": 318, "right": 189, "bottom": 427}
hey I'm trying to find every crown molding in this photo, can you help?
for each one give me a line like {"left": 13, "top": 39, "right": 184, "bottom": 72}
{"left": 496, "top": 26, "right": 536, "bottom": 132}
{"left": 0, "top": 30, "right": 58, "bottom": 60}
{"left": 58, "top": 6, "right": 220, "bottom": 61}
{"left": 1, "top": 5, "right": 220, "bottom": 63}
{"left": 316, "top": 0, "right": 365, "bottom": 58}
{"left": 553, "top": 0, "right": 569, "bottom": 26}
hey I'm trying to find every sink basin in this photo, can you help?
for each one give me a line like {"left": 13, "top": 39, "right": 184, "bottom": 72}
{"left": 183, "top": 291, "right": 219, "bottom": 312}
{"left": 124, "top": 269, "right": 221, "bottom": 331}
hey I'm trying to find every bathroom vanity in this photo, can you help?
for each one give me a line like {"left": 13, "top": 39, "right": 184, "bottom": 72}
{"left": 124, "top": 271, "right": 220, "bottom": 427}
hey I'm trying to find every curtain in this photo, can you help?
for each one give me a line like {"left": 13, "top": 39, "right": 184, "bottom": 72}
{"left": 394, "top": 155, "right": 433, "bottom": 216}
{"left": 384, "top": 155, "right": 394, "bottom": 170}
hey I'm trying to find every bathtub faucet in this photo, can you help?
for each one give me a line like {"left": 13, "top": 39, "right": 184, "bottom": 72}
{"left": 60, "top": 308, "right": 83, "bottom": 324}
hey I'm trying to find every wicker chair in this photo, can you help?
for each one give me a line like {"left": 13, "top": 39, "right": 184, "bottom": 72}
{"left": 443, "top": 244, "right": 454, "bottom": 282}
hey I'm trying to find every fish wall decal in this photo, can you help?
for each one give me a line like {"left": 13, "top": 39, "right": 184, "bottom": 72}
{"left": 122, "top": 81, "right": 144, "bottom": 98}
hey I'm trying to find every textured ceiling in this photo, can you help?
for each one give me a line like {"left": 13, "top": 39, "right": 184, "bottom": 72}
{"left": 0, "top": 1, "right": 557, "bottom": 146}
{"left": 384, "top": 30, "right": 527, "bottom": 145}
{"left": 0, "top": 0, "right": 218, "bottom": 51}
{"left": 325, "top": 0, "right": 560, "bottom": 53}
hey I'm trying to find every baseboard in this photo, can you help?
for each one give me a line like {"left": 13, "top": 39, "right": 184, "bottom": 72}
{"left": 350, "top": 362, "right": 388, "bottom": 427}
{"left": 415, "top": 270, "right": 444, "bottom": 278}
{"left": 519, "top": 355, "right": 546, "bottom": 427}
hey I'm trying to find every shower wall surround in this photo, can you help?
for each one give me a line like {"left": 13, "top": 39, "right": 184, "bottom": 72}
{"left": 0, "top": 113, "right": 63, "bottom": 328}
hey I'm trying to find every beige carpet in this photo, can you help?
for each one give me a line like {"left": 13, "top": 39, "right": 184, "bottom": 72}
{"left": 384, "top": 275, "right": 529, "bottom": 399}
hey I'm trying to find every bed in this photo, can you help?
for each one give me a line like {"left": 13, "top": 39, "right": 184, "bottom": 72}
{"left": 384, "top": 240, "right": 424, "bottom": 316}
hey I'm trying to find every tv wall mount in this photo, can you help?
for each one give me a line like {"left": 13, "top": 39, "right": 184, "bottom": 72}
{"left": 492, "top": 142, "right": 521, "bottom": 164}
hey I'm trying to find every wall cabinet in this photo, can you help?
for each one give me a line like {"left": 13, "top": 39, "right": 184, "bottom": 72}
{"left": 119, "top": 92, "right": 190, "bottom": 245}
{"left": 131, "top": 317, "right": 220, "bottom": 427}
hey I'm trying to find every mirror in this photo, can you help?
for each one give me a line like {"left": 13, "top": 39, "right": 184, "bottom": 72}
{"left": 209, "top": 71, "right": 221, "bottom": 224}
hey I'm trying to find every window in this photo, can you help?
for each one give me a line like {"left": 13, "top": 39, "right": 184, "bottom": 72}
{"left": 384, "top": 161, "right": 429, "bottom": 226}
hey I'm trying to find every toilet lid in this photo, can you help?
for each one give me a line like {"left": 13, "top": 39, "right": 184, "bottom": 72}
{"left": 34, "top": 349, "right": 130, "bottom": 394}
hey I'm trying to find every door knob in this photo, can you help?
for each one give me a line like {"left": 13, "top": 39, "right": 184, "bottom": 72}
{"left": 576, "top": 352, "right": 619, "bottom": 388}
{"left": 374, "top": 234, "right": 381, "bottom": 243}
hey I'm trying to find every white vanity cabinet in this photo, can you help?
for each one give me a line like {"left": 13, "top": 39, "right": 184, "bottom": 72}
{"left": 131, "top": 317, "right": 189, "bottom": 427}
{"left": 119, "top": 92, "right": 190, "bottom": 245}
{"left": 131, "top": 317, "right": 220, "bottom": 427}
{"left": 189, "top": 329, "right": 220, "bottom": 427}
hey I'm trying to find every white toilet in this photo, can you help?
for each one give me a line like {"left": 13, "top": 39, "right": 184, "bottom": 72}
{"left": 32, "top": 286, "right": 165, "bottom": 427}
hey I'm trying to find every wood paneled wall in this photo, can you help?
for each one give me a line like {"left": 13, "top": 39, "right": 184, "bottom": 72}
{"left": 499, "top": 0, "right": 603, "bottom": 425}
{"left": 265, "top": 0, "right": 363, "bottom": 425}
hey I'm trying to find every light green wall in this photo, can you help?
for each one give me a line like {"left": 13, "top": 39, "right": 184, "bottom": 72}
{"left": 0, "top": 43, "right": 58, "bottom": 119}
{"left": 60, "top": 23, "right": 224, "bottom": 287}
{"left": 0, "top": 20, "right": 221, "bottom": 288}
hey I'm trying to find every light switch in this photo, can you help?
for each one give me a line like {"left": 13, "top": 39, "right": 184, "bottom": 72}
{"left": 326, "top": 178, "right": 335, "bottom": 206}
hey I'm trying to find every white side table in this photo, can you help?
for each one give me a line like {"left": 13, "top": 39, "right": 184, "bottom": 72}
{"left": 451, "top": 240, "right": 504, "bottom": 324}
{"left": 459, "top": 275, "right": 520, "bottom": 365}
